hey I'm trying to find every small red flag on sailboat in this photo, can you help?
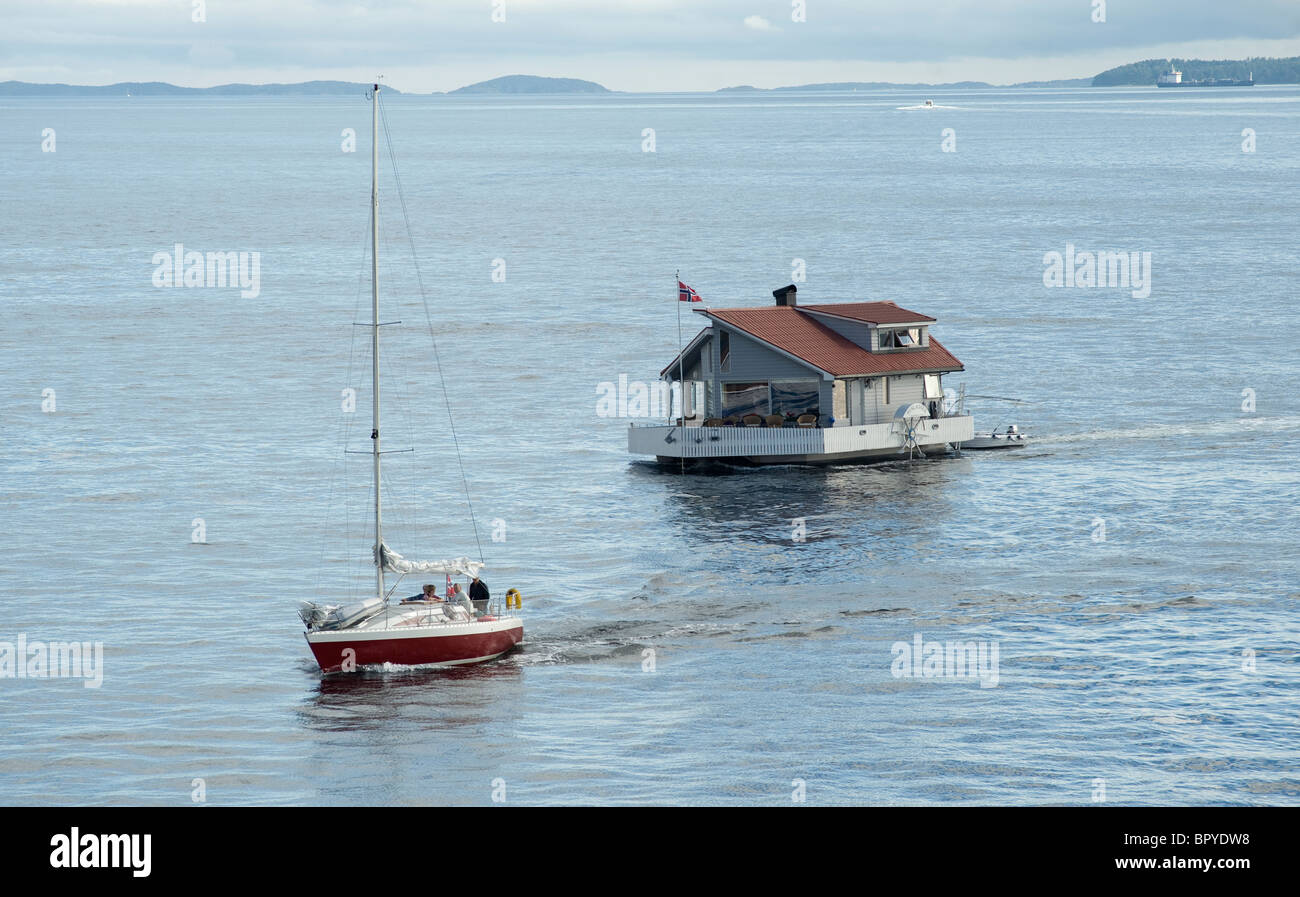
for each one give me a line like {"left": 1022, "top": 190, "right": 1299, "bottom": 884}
{"left": 677, "top": 280, "right": 703, "bottom": 302}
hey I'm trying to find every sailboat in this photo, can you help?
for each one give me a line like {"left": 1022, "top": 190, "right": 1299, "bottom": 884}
{"left": 299, "top": 82, "right": 523, "bottom": 674}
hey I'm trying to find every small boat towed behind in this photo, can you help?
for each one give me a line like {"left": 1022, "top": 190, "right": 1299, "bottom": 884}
{"left": 957, "top": 424, "right": 1029, "bottom": 450}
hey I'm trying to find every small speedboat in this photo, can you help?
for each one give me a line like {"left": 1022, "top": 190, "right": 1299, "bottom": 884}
{"left": 897, "top": 99, "right": 957, "bottom": 111}
{"left": 958, "top": 424, "right": 1029, "bottom": 450}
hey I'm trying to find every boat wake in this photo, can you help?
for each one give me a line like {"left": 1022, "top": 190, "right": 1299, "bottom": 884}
{"left": 514, "top": 618, "right": 744, "bottom": 666}
{"left": 1045, "top": 415, "right": 1300, "bottom": 445}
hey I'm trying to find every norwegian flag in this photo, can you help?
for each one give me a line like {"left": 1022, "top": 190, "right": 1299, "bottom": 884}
{"left": 677, "top": 280, "right": 702, "bottom": 303}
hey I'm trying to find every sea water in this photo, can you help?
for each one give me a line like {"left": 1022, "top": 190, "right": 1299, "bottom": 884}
{"left": 1, "top": 86, "right": 1297, "bottom": 804}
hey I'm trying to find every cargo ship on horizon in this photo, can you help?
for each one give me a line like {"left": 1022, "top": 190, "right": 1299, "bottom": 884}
{"left": 1157, "top": 65, "right": 1254, "bottom": 88}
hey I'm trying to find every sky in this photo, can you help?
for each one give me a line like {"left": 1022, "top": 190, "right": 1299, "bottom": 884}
{"left": 2, "top": 0, "right": 1299, "bottom": 92}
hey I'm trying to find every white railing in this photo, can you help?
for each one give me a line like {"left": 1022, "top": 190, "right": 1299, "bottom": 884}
{"left": 628, "top": 415, "right": 973, "bottom": 460}
{"left": 628, "top": 424, "right": 822, "bottom": 458}
{"left": 482, "top": 599, "right": 519, "bottom": 620}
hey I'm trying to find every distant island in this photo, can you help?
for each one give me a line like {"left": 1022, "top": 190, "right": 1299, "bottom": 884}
{"left": 448, "top": 75, "right": 609, "bottom": 95}
{"left": 1092, "top": 56, "right": 1300, "bottom": 86}
{"left": 0, "top": 80, "right": 396, "bottom": 97}
{"left": 5, "top": 57, "right": 1299, "bottom": 98}
{"left": 0, "top": 74, "right": 608, "bottom": 97}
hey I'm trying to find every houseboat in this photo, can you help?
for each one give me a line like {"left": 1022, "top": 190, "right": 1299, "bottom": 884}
{"left": 628, "top": 284, "right": 974, "bottom": 465}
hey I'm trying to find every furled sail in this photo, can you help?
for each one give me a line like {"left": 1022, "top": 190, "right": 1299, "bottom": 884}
{"left": 377, "top": 543, "right": 484, "bottom": 578}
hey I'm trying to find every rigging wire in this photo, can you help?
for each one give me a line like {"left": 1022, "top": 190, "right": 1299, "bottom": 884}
{"left": 377, "top": 92, "right": 486, "bottom": 565}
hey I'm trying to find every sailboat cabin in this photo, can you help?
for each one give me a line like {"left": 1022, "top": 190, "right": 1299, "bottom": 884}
{"left": 628, "top": 284, "right": 974, "bottom": 464}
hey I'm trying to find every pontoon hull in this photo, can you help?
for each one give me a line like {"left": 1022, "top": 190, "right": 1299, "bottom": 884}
{"left": 631, "top": 415, "right": 974, "bottom": 466}
{"left": 305, "top": 618, "right": 523, "bottom": 673}
{"left": 655, "top": 444, "right": 948, "bottom": 465}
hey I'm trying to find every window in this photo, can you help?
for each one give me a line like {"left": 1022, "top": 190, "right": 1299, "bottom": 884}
{"left": 720, "top": 331, "right": 730, "bottom": 372}
{"left": 923, "top": 374, "right": 943, "bottom": 399}
{"left": 879, "top": 327, "right": 923, "bottom": 349}
{"left": 772, "top": 380, "right": 820, "bottom": 419}
{"left": 882, "top": 377, "right": 890, "bottom": 404}
{"left": 722, "top": 382, "right": 768, "bottom": 418}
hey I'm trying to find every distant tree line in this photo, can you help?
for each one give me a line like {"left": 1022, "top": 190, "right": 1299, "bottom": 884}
{"left": 1092, "top": 57, "right": 1300, "bottom": 86}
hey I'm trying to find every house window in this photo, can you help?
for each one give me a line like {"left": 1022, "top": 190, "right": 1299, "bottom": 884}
{"left": 771, "top": 380, "right": 820, "bottom": 419}
{"left": 722, "top": 382, "right": 768, "bottom": 418}
{"left": 720, "top": 331, "right": 730, "bottom": 372}
{"left": 879, "top": 327, "right": 922, "bottom": 349}
{"left": 882, "top": 377, "right": 890, "bottom": 404}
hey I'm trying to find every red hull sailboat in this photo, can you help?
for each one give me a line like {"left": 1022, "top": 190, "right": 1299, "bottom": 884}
{"left": 299, "top": 82, "right": 523, "bottom": 673}
{"left": 306, "top": 608, "right": 523, "bottom": 674}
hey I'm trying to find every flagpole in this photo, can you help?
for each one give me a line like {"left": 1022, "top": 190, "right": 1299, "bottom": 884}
{"left": 675, "top": 270, "right": 685, "bottom": 425}
{"left": 675, "top": 270, "right": 686, "bottom": 474}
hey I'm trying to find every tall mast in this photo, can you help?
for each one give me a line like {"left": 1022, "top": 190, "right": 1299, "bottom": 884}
{"left": 371, "top": 82, "right": 385, "bottom": 603}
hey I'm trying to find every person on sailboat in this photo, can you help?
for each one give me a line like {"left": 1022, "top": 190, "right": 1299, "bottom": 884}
{"left": 401, "top": 584, "right": 441, "bottom": 604}
{"left": 450, "top": 583, "right": 473, "bottom": 613}
{"left": 467, "top": 572, "right": 488, "bottom": 608}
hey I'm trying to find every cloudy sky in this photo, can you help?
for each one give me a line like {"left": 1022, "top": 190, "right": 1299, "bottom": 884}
{"left": 3, "top": 0, "right": 1299, "bottom": 91}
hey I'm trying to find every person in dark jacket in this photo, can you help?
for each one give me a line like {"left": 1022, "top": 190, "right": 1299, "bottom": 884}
{"left": 468, "top": 576, "right": 490, "bottom": 613}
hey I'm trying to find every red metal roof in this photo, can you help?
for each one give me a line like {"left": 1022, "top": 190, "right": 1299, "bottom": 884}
{"left": 799, "top": 301, "right": 936, "bottom": 324}
{"left": 702, "top": 305, "right": 963, "bottom": 377}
